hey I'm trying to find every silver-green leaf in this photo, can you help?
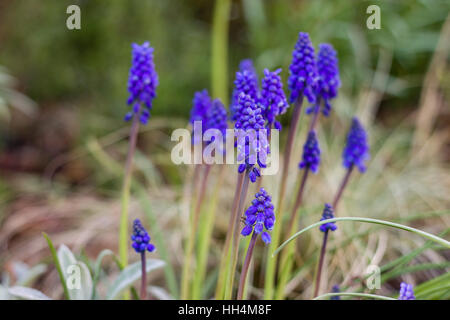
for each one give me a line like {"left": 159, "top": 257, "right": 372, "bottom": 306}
{"left": 106, "top": 259, "right": 165, "bottom": 300}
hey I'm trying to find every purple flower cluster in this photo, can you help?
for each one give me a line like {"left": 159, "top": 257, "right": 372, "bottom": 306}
{"left": 125, "top": 42, "right": 159, "bottom": 125}
{"left": 399, "top": 282, "right": 415, "bottom": 300}
{"left": 343, "top": 118, "right": 370, "bottom": 173}
{"left": 331, "top": 284, "right": 341, "bottom": 300}
{"left": 190, "top": 89, "right": 212, "bottom": 128}
{"left": 131, "top": 219, "right": 155, "bottom": 253}
{"left": 241, "top": 188, "right": 275, "bottom": 244}
{"left": 230, "top": 60, "right": 259, "bottom": 121}
{"left": 299, "top": 131, "right": 321, "bottom": 173}
{"left": 319, "top": 204, "right": 337, "bottom": 232}
{"left": 288, "top": 32, "right": 318, "bottom": 104}
{"left": 260, "top": 68, "right": 288, "bottom": 130}
{"left": 235, "top": 93, "right": 268, "bottom": 182}
{"left": 205, "top": 99, "right": 228, "bottom": 151}
{"left": 315, "top": 43, "right": 340, "bottom": 116}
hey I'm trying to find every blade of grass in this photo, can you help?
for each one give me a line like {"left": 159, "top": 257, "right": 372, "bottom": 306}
{"left": 314, "top": 292, "right": 396, "bottom": 300}
{"left": 274, "top": 217, "right": 450, "bottom": 257}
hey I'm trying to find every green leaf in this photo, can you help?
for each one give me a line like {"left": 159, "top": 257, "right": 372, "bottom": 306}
{"left": 8, "top": 286, "right": 51, "bottom": 300}
{"left": 274, "top": 217, "right": 450, "bottom": 256}
{"left": 43, "top": 233, "right": 70, "bottom": 299}
{"left": 314, "top": 292, "right": 396, "bottom": 300}
{"left": 57, "top": 244, "right": 93, "bottom": 300}
{"left": 92, "top": 249, "right": 115, "bottom": 299}
{"left": 106, "top": 258, "right": 165, "bottom": 300}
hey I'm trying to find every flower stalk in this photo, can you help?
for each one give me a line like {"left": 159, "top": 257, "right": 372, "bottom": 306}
{"left": 119, "top": 114, "right": 140, "bottom": 268}
{"left": 140, "top": 251, "right": 147, "bottom": 300}
{"left": 237, "top": 231, "right": 258, "bottom": 300}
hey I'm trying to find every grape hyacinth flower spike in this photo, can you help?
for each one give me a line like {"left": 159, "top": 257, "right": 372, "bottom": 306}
{"left": 124, "top": 42, "right": 159, "bottom": 125}
{"left": 288, "top": 32, "right": 318, "bottom": 104}
{"left": 260, "top": 68, "right": 288, "bottom": 130}
{"left": 343, "top": 117, "right": 370, "bottom": 173}
{"left": 330, "top": 284, "right": 341, "bottom": 300}
{"left": 230, "top": 60, "right": 259, "bottom": 121}
{"left": 131, "top": 219, "right": 156, "bottom": 300}
{"left": 399, "top": 282, "right": 415, "bottom": 300}
{"left": 319, "top": 204, "right": 337, "bottom": 232}
{"left": 299, "top": 131, "right": 321, "bottom": 174}
{"left": 306, "top": 43, "right": 340, "bottom": 122}
{"left": 238, "top": 188, "right": 275, "bottom": 299}
{"left": 333, "top": 117, "right": 370, "bottom": 209}
{"left": 190, "top": 89, "right": 212, "bottom": 145}
{"left": 119, "top": 42, "right": 158, "bottom": 270}
{"left": 235, "top": 93, "right": 268, "bottom": 183}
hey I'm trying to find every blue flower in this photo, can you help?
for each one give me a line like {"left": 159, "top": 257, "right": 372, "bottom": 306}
{"left": 260, "top": 68, "right": 288, "bottom": 130}
{"left": 190, "top": 89, "right": 212, "bottom": 127}
{"left": 234, "top": 93, "right": 268, "bottom": 183}
{"left": 299, "top": 131, "right": 321, "bottom": 173}
{"left": 190, "top": 89, "right": 212, "bottom": 144}
{"left": 131, "top": 219, "right": 156, "bottom": 253}
{"left": 125, "top": 42, "right": 159, "bottom": 125}
{"left": 399, "top": 282, "right": 415, "bottom": 300}
{"left": 241, "top": 188, "right": 275, "bottom": 244}
{"left": 205, "top": 98, "right": 228, "bottom": 152}
{"left": 342, "top": 118, "right": 370, "bottom": 173}
{"left": 306, "top": 43, "right": 340, "bottom": 116}
{"left": 230, "top": 60, "right": 259, "bottom": 121}
{"left": 331, "top": 284, "right": 340, "bottom": 300}
{"left": 288, "top": 32, "right": 318, "bottom": 104}
{"left": 319, "top": 204, "right": 337, "bottom": 232}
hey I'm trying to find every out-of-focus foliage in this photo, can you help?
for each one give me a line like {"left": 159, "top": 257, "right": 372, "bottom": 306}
{"left": 0, "top": 0, "right": 449, "bottom": 129}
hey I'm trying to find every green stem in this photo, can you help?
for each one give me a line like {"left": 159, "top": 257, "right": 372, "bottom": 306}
{"left": 265, "top": 96, "right": 304, "bottom": 299}
{"left": 274, "top": 217, "right": 450, "bottom": 257}
{"left": 119, "top": 114, "right": 140, "bottom": 268}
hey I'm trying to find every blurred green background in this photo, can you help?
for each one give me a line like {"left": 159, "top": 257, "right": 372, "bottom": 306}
{"left": 0, "top": 0, "right": 449, "bottom": 179}
{"left": 1, "top": 0, "right": 449, "bottom": 119}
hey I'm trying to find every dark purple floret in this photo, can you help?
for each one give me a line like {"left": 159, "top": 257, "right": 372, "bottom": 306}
{"left": 310, "top": 43, "right": 340, "bottom": 117}
{"left": 299, "top": 131, "right": 321, "bottom": 173}
{"left": 319, "top": 204, "right": 337, "bottom": 232}
{"left": 399, "top": 282, "right": 415, "bottom": 300}
{"left": 230, "top": 60, "right": 259, "bottom": 121}
{"left": 131, "top": 219, "right": 155, "bottom": 253}
{"left": 125, "top": 42, "right": 159, "bottom": 125}
{"left": 260, "top": 68, "right": 288, "bottom": 130}
{"left": 241, "top": 188, "right": 275, "bottom": 244}
{"left": 287, "top": 32, "right": 318, "bottom": 104}
{"left": 342, "top": 118, "right": 370, "bottom": 173}
{"left": 330, "top": 284, "right": 340, "bottom": 300}
{"left": 235, "top": 93, "right": 269, "bottom": 183}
